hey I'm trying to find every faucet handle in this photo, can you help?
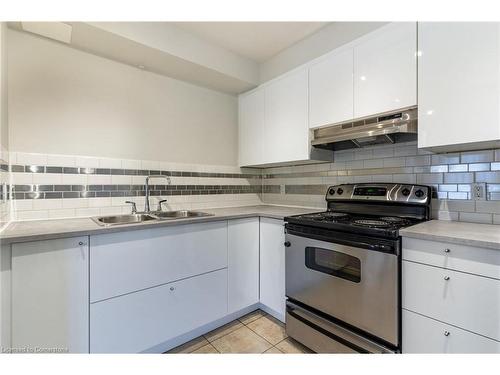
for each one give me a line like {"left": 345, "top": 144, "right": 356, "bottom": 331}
{"left": 157, "top": 199, "right": 167, "bottom": 211}
{"left": 125, "top": 201, "right": 137, "bottom": 214}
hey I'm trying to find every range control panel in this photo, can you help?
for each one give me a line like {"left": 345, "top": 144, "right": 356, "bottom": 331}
{"left": 326, "top": 183, "right": 431, "bottom": 205}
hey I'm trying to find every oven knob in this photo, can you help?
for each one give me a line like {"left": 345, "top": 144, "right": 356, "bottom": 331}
{"left": 414, "top": 189, "right": 425, "bottom": 198}
{"left": 284, "top": 241, "right": 291, "bottom": 247}
{"left": 401, "top": 188, "right": 411, "bottom": 196}
{"left": 328, "top": 188, "right": 335, "bottom": 195}
{"left": 337, "top": 188, "right": 344, "bottom": 195}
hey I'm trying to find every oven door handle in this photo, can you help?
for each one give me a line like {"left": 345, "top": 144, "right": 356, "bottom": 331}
{"left": 287, "top": 228, "right": 395, "bottom": 253}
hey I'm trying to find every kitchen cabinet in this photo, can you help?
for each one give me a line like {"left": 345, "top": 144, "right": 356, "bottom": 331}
{"left": 228, "top": 218, "right": 260, "bottom": 313}
{"left": 403, "top": 261, "right": 500, "bottom": 341}
{"left": 11, "top": 237, "right": 89, "bottom": 353}
{"left": 309, "top": 47, "right": 354, "bottom": 128}
{"left": 402, "top": 237, "right": 500, "bottom": 353}
{"left": 264, "top": 69, "right": 309, "bottom": 164}
{"left": 90, "top": 269, "right": 227, "bottom": 353}
{"left": 403, "top": 310, "right": 500, "bottom": 353}
{"left": 353, "top": 22, "right": 417, "bottom": 118}
{"left": 259, "top": 218, "right": 286, "bottom": 322}
{"left": 238, "top": 89, "right": 265, "bottom": 166}
{"left": 418, "top": 22, "right": 500, "bottom": 151}
{"left": 238, "top": 68, "right": 332, "bottom": 167}
{"left": 90, "top": 221, "right": 227, "bottom": 302}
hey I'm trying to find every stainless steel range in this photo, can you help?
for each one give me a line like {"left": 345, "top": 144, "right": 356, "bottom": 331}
{"left": 284, "top": 183, "right": 432, "bottom": 353}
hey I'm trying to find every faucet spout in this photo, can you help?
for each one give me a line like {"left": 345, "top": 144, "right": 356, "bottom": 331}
{"left": 144, "top": 175, "right": 171, "bottom": 213}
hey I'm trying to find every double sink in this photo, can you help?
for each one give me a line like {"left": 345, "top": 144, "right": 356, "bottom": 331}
{"left": 92, "top": 210, "right": 213, "bottom": 226}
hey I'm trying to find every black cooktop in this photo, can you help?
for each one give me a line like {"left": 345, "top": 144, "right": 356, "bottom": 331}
{"left": 285, "top": 210, "right": 425, "bottom": 239}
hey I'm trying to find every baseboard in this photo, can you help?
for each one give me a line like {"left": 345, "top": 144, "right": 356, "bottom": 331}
{"left": 142, "top": 303, "right": 261, "bottom": 353}
{"left": 258, "top": 303, "right": 285, "bottom": 323}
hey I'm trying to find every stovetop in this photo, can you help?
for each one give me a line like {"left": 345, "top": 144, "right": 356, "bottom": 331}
{"left": 285, "top": 183, "right": 431, "bottom": 240}
{"left": 285, "top": 210, "right": 425, "bottom": 239}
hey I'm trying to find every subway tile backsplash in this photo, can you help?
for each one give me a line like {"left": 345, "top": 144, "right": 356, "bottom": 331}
{"left": 3, "top": 142, "right": 500, "bottom": 224}
{"left": 5, "top": 152, "right": 262, "bottom": 221}
{"left": 262, "top": 141, "right": 500, "bottom": 224}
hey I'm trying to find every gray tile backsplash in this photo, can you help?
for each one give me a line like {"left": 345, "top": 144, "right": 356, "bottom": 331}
{"left": 262, "top": 141, "right": 500, "bottom": 224}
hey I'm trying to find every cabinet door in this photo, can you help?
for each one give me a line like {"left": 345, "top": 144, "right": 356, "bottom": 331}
{"left": 418, "top": 22, "right": 500, "bottom": 150}
{"left": 403, "top": 309, "right": 500, "bottom": 353}
{"left": 228, "top": 218, "right": 260, "bottom": 313}
{"left": 354, "top": 22, "right": 417, "bottom": 118}
{"left": 238, "top": 89, "right": 265, "bottom": 166}
{"left": 403, "top": 260, "right": 500, "bottom": 341}
{"left": 259, "top": 218, "right": 286, "bottom": 321}
{"left": 264, "top": 69, "right": 309, "bottom": 164}
{"left": 90, "top": 221, "right": 227, "bottom": 302}
{"left": 90, "top": 269, "right": 227, "bottom": 353}
{"left": 309, "top": 48, "right": 354, "bottom": 128}
{"left": 11, "top": 237, "right": 89, "bottom": 353}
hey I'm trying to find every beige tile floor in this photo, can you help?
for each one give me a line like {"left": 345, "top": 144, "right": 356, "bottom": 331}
{"left": 167, "top": 309, "right": 313, "bottom": 354}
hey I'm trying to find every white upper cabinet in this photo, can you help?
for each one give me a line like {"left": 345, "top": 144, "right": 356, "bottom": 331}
{"left": 238, "top": 89, "right": 265, "bottom": 166}
{"left": 353, "top": 22, "right": 417, "bottom": 118}
{"left": 264, "top": 69, "right": 309, "bottom": 164}
{"left": 418, "top": 22, "right": 500, "bottom": 151}
{"left": 309, "top": 47, "right": 354, "bottom": 128}
{"left": 238, "top": 68, "right": 331, "bottom": 167}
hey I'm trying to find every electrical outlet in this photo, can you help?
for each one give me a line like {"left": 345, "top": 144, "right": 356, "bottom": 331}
{"left": 472, "top": 183, "right": 486, "bottom": 201}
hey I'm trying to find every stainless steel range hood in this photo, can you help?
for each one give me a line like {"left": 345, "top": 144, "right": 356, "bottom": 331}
{"left": 311, "top": 107, "right": 417, "bottom": 151}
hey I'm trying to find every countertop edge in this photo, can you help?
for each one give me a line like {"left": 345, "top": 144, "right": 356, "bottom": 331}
{"left": 400, "top": 221, "right": 500, "bottom": 251}
{"left": 0, "top": 206, "right": 315, "bottom": 245}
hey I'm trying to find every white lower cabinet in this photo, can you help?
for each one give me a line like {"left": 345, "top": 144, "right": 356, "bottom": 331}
{"left": 11, "top": 237, "right": 89, "bottom": 353}
{"left": 259, "top": 217, "right": 286, "bottom": 321}
{"left": 403, "top": 261, "right": 500, "bottom": 341}
{"left": 90, "top": 221, "right": 228, "bottom": 302}
{"left": 90, "top": 269, "right": 227, "bottom": 353}
{"left": 402, "top": 237, "right": 500, "bottom": 353}
{"left": 403, "top": 310, "right": 500, "bottom": 353}
{"left": 228, "top": 218, "right": 260, "bottom": 314}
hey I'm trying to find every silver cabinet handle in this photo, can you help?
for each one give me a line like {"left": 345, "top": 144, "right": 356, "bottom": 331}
{"left": 444, "top": 276, "right": 450, "bottom": 281}
{"left": 444, "top": 248, "right": 451, "bottom": 253}
{"left": 444, "top": 331, "right": 450, "bottom": 336}
{"left": 78, "top": 241, "right": 87, "bottom": 246}
{"left": 169, "top": 287, "right": 175, "bottom": 291}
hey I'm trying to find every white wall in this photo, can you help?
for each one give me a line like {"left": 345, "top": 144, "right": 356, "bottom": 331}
{"left": 8, "top": 29, "right": 239, "bottom": 166}
{"left": 259, "top": 22, "right": 387, "bottom": 83}
{"left": 0, "top": 23, "right": 7, "bottom": 154}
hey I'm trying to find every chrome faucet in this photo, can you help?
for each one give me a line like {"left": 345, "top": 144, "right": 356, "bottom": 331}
{"left": 144, "top": 175, "right": 171, "bottom": 213}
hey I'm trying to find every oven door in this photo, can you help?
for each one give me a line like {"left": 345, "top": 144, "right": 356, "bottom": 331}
{"left": 285, "top": 232, "right": 399, "bottom": 346}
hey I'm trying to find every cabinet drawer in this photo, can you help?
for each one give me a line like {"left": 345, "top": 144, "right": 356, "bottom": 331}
{"left": 90, "top": 268, "right": 228, "bottom": 353}
{"left": 403, "top": 260, "right": 500, "bottom": 340}
{"left": 90, "top": 221, "right": 227, "bottom": 302}
{"left": 402, "top": 237, "right": 500, "bottom": 280}
{"left": 403, "top": 309, "right": 500, "bottom": 353}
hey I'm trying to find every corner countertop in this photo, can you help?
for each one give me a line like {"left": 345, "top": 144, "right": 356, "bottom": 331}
{"left": 0, "top": 205, "right": 320, "bottom": 245}
{"left": 400, "top": 220, "right": 500, "bottom": 250}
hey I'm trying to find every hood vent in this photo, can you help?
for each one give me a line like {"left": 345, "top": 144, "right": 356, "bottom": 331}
{"left": 311, "top": 107, "right": 417, "bottom": 151}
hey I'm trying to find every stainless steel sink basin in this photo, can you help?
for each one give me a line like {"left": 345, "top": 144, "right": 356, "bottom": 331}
{"left": 152, "top": 210, "right": 213, "bottom": 219}
{"left": 93, "top": 214, "right": 157, "bottom": 226}
{"left": 92, "top": 210, "right": 213, "bottom": 226}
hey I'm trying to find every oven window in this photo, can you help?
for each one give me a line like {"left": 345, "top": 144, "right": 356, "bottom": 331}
{"left": 305, "top": 247, "right": 361, "bottom": 283}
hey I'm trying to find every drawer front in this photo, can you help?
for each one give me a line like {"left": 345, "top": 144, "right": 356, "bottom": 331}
{"left": 403, "top": 309, "right": 500, "bottom": 353}
{"left": 90, "top": 221, "right": 228, "bottom": 302}
{"left": 90, "top": 268, "right": 228, "bottom": 353}
{"left": 402, "top": 237, "right": 500, "bottom": 280}
{"left": 403, "top": 260, "right": 500, "bottom": 340}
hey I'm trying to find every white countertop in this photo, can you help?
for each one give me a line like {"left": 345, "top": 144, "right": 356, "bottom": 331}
{"left": 400, "top": 220, "right": 500, "bottom": 250}
{"left": 0, "top": 205, "right": 320, "bottom": 245}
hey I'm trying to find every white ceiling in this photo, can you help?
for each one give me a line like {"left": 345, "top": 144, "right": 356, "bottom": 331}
{"left": 172, "top": 22, "right": 329, "bottom": 63}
